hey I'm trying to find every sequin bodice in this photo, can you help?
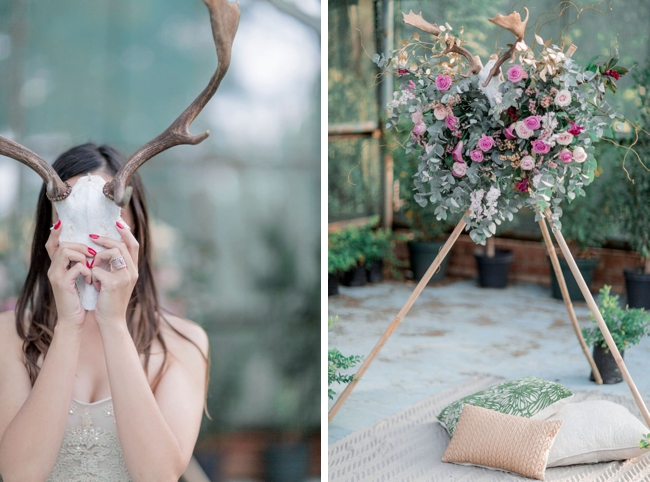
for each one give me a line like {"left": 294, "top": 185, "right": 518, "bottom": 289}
{"left": 47, "top": 397, "right": 131, "bottom": 482}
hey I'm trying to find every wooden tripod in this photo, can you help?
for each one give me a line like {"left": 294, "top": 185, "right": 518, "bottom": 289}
{"left": 328, "top": 210, "right": 650, "bottom": 427}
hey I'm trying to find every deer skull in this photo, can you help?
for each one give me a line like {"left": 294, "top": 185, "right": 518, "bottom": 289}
{"left": 54, "top": 174, "right": 126, "bottom": 310}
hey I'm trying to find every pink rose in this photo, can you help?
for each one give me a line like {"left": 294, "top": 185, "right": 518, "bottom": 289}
{"left": 411, "top": 111, "right": 423, "bottom": 124}
{"left": 507, "top": 65, "right": 526, "bottom": 83}
{"left": 477, "top": 134, "right": 494, "bottom": 152}
{"left": 470, "top": 149, "right": 484, "bottom": 162}
{"left": 452, "top": 141, "right": 464, "bottom": 163}
{"left": 524, "top": 116, "right": 541, "bottom": 130}
{"left": 452, "top": 162, "right": 467, "bottom": 177}
{"left": 556, "top": 131, "right": 574, "bottom": 145}
{"left": 413, "top": 122, "right": 426, "bottom": 135}
{"left": 504, "top": 124, "right": 517, "bottom": 139}
{"left": 434, "top": 105, "right": 448, "bottom": 120}
{"left": 559, "top": 149, "right": 573, "bottom": 163}
{"left": 515, "top": 121, "right": 533, "bottom": 139}
{"left": 435, "top": 74, "right": 452, "bottom": 92}
{"left": 445, "top": 115, "right": 459, "bottom": 130}
{"left": 520, "top": 155, "right": 535, "bottom": 170}
{"left": 532, "top": 139, "right": 550, "bottom": 154}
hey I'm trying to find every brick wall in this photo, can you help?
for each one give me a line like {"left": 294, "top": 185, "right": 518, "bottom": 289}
{"left": 395, "top": 234, "right": 643, "bottom": 294}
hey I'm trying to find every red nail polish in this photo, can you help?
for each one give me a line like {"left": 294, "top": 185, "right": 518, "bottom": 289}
{"left": 116, "top": 221, "right": 124, "bottom": 229}
{"left": 86, "top": 260, "right": 91, "bottom": 268}
{"left": 90, "top": 258, "right": 95, "bottom": 268}
{"left": 89, "top": 234, "right": 99, "bottom": 239}
{"left": 54, "top": 220, "right": 61, "bottom": 230}
{"left": 88, "top": 247, "right": 97, "bottom": 256}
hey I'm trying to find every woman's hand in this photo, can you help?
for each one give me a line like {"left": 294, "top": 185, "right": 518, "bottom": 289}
{"left": 90, "top": 222, "right": 139, "bottom": 327}
{"left": 45, "top": 220, "right": 93, "bottom": 327}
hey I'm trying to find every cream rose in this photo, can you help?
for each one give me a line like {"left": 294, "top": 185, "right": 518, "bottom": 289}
{"left": 554, "top": 89, "right": 572, "bottom": 107}
{"left": 520, "top": 155, "right": 536, "bottom": 170}
{"left": 434, "top": 105, "right": 448, "bottom": 120}
{"left": 515, "top": 121, "right": 533, "bottom": 139}
{"left": 572, "top": 146, "right": 587, "bottom": 163}
{"left": 556, "top": 131, "right": 574, "bottom": 145}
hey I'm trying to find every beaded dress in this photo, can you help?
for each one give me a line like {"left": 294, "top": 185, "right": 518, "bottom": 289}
{"left": 47, "top": 397, "right": 131, "bottom": 481}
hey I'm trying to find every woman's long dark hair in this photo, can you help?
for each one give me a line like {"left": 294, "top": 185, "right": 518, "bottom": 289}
{"left": 15, "top": 143, "right": 209, "bottom": 403}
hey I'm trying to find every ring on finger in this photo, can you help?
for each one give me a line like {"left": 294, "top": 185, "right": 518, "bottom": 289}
{"left": 110, "top": 255, "right": 127, "bottom": 271}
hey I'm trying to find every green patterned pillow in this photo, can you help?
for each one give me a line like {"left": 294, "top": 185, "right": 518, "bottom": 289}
{"left": 438, "top": 377, "right": 573, "bottom": 436}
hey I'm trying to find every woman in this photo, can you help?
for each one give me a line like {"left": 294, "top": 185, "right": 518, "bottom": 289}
{"left": 0, "top": 143, "right": 209, "bottom": 481}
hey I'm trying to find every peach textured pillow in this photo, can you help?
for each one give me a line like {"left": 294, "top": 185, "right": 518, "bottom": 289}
{"left": 442, "top": 404, "right": 563, "bottom": 481}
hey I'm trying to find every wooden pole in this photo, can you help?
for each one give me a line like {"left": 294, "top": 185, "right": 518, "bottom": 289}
{"left": 328, "top": 212, "right": 469, "bottom": 423}
{"left": 545, "top": 209, "right": 650, "bottom": 427}
{"left": 538, "top": 217, "right": 602, "bottom": 384}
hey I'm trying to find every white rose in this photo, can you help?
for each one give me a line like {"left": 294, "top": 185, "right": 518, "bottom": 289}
{"left": 556, "top": 131, "right": 574, "bottom": 145}
{"left": 520, "top": 155, "right": 536, "bottom": 170}
{"left": 452, "top": 162, "right": 467, "bottom": 177}
{"left": 434, "top": 105, "right": 448, "bottom": 120}
{"left": 515, "top": 121, "right": 533, "bottom": 139}
{"left": 572, "top": 146, "right": 587, "bottom": 163}
{"left": 554, "top": 89, "right": 572, "bottom": 107}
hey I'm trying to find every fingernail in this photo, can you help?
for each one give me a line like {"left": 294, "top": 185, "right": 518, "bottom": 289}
{"left": 54, "top": 220, "right": 61, "bottom": 230}
{"left": 88, "top": 247, "right": 97, "bottom": 256}
{"left": 89, "top": 234, "right": 99, "bottom": 239}
{"left": 116, "top": 221, "right": 124, "bottom": 229}
{"left": 86, "top": 260, "right": 91, "bottom": 268}
{"left": 90, "top": 258, "right": 95, "bottom": 268}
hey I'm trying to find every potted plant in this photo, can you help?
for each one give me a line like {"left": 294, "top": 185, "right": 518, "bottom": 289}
{"left": 328, "top": 224, "right": 368, "bottom": 287}
{"left": 582, "top": 285, "right": 650, "bottom": 383}
{"left": 327, "top": 246, "right": 356, "bottom": 296}
{"left": 473, "top": 218, "right": 516, "bottom": 288}
{"left": 549, "top": 191, "right": 609, "bottom": 301}
{"left": 361, "top": 217, "right": 406, "bottom": 283}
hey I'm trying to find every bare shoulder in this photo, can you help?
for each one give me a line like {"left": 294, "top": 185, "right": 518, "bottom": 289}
{"left": 159, "top": 313, "right": 209, "bottom": 364}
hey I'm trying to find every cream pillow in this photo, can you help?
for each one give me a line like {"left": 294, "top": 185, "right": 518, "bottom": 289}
{"left": 442, "top": 404, "right": 562, "bottom": 481}
{"left": 547, "top": 400, "right": 649, "bottom": 467}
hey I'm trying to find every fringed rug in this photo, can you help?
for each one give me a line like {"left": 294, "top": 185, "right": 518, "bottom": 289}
{"left": 329, "top": 375, "right": 650, "bottom": 482}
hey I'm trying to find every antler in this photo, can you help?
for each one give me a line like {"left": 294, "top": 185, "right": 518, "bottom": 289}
{"left": 432, "top": 41, "right": 481, "bottom": 78}
{"left": 0, "top": 136, "right": 71, "bottom": 201}
{"left": 103, "top": 0, "right": 241, "bottom": 206}
{"left": 402, "top": 11, "right": 480, "bottom": 78}
{"left": 482, "top": 7, "right": 529, "bottom": 87}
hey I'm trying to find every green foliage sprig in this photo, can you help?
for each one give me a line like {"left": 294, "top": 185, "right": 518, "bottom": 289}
{"left": 639, "top": 433, "right": 650, "bottom": 449}
{"left": 582, "top": 285, "right": 650, "bottom": 352}
{"left": 328, "top": 316, "right": 363, "bottom": 400}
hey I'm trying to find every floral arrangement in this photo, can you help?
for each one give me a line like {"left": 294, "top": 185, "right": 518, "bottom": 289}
{"left": 373, "top": 9, "right": 629, "bottom": 244}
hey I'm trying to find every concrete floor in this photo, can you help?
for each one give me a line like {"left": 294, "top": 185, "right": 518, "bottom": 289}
{"left": 328, "top": 279, "right": 650, "bottom": 445}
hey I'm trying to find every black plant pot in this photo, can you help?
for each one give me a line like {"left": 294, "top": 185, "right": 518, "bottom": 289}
{"left": 624, "top": 268, "right": 650, "bottom": 309}
{"left": 407, "top": 241, "right": 450, "bottom": 283}
{"left": 339, "top": 264, "right": 367, "bottom": 287}
{"left": 474, "top": 249, "right": 514, "bottom": 288}
{"left": 549, "top": 256, "right": 599, "bottom": 302}
{"left": 328, "top": 273, "right": 339, "bottom": 296}
{"left": 366, "top": 259, "right": 383, "bottom": 283}
{"left": 590, "top": 344, "right": 624, "bottom": 384}
{"left": 265, "top": 440, "right": 309, "bottom": 482}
